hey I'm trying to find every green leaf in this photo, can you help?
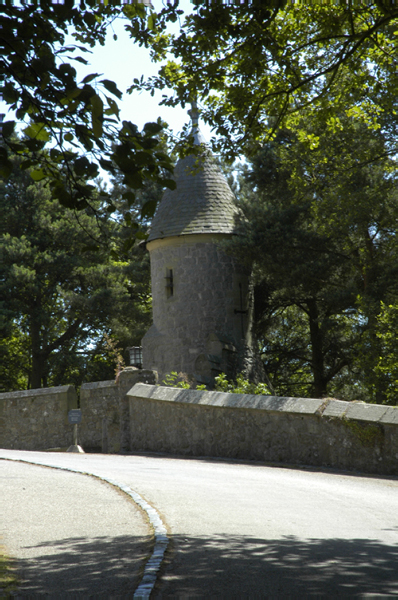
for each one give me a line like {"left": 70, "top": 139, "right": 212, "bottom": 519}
{"left": 143, "top": 121, "right": 163, "bottom": 136}
{"left": 124, "top": 171, "right": 143, "bottom": 189}
{"left": 135, "top": 230, "right": 148, "bottom": 240}
{"left": 90, "top": 94, "right": 103, "bottom": 138}
{"left": 74, "top": 156, "right": 90, "bottom": 177}
{"left": 81, "top": 244, "right": 100, "bottom": 253}
{"left": 30, "top": 169, "right": 46, "bottom": 181}
{"left": 2, "top": 82, "right": 20, "bottom": 104}
{"left": 99, "top": 158, "right": 114, "bottom": 172}
{"left": 101, "top": 79, "right": 122, "bottom": 100}
{"left": 163, "top": 178, "right": 177, "bottom": 190}
{"left": 23, "top": 123, "right": 51, "bottom": 142}
{"left": 104, "top": 96, "right": 120, "bottom": 118}
{"left": 20, "top": 159, "right": 34, "bottom": 170}
{"left": 0, "top": 148, "right": 13, "bottom": 178}
{"left": 122, "top": 191, "right": 136, "bottom": 206}
{"left": 81, "top": 73, "right": 100, "bottom": 84}
{"left": 122, "top": 238, "right": 135, "bottom": 253}
{"left": 60, "top": 88, "right": 81, "bottom": 105}
{"left": 121, "top": 121, "right": 138, "bottom": 137}
{"left": 1, "top": 121, "right": 15, "bottom": 138}
{"left": 74, "top": 56, "right": 89, "bottom": 65}
{"left": 141, "top": 200, "right": 157, "bottom": 219}
{"left": 147, "top": 13, "right": 156, "bottom": 32}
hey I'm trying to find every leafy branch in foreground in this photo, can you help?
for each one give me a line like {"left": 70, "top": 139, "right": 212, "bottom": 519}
{"left": 131, "top": 3, "right": 398, "bottom": 158}
{"left": 0, "top": 1, "right": 176, "bottom": 235}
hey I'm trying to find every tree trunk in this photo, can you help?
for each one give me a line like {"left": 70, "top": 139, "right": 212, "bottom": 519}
{"left": 30, "top": 317, "right": 45, "bottom": 389}
{"left": 307, "top": 299, "right": 327, "bottom": 398}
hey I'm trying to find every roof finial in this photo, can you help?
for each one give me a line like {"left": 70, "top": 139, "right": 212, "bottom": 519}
{"left": 188, "top": 99, "right": 199, "bottom": 131}
{"left": 187, "top": 98, "right": 207, "bottom": 146}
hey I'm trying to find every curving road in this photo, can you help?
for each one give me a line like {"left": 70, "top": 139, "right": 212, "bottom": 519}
{"left": 1, "top": 449, "right": 398, "bottom": 598}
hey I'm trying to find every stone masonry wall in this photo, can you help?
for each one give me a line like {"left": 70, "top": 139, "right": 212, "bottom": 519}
{"left": 2, "top": 376, "right": 397, "bottom": 476}
{"left": 79, "top": 368, "right": 157, "bottom": 453}
{"left": 128, "top": 384, "right": 398, "bottom": 476}
{"left": 143, "top": 238, "right": 252, "bottom": 383}
{"left": 79, "top": 380, "right": 119, "bottom": 453}
{"left": 0, "top": 369, "right": 157, "bottom": 453}
{"left": 0, "top": 386, "right": 78, "bottom": 450}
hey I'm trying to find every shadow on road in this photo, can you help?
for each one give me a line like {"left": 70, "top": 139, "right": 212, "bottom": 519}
{"left": 156, "top": 534, "right": 398, "bottom": 598}
{"left": 13, "top": 534, "right": 150, "bottom": 598}
{"left": 10, "top": 531, "right": 398, "bottom": 598}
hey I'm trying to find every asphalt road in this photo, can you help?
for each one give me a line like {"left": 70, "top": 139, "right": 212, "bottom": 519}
{"left": 1, "top": 459, "right": 151, "bottom": 598}
{"left": 1, "top": 449, "right": 398, "bottom": 598}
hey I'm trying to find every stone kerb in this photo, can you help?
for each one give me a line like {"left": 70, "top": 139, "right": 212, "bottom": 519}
{"left": 128, "top": 384, "right": 398, "bottom": 476}
{"left": 0, "top": 385, "right": 77, "bottom": 450}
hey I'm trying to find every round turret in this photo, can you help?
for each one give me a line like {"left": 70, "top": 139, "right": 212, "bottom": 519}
{"left": 142, "top": 112, "right": 256, "bottom": 385}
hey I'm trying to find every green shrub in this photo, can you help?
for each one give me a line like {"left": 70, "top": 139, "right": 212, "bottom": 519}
{"left": 215, "top": 373, "right": 271, "bottom": 395}
{"left": 162, "top": 371, "right": 270, "bottom": 394}
{"left": 161, "top": 371, "right": 207, "bottom": 390}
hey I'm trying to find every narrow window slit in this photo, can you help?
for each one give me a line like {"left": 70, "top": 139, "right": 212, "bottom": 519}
{"left": 165, "top": 268, "right": 174, "bottom": 297}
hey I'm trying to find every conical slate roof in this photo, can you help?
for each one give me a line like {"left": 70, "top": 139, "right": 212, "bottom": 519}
{"left": 148, "top": 137, "right": 239, "bottom": 242}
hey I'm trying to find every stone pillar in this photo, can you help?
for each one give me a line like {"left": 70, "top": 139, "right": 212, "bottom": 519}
{"left": 117, "top": 367, "right": 157, "bottom": 453}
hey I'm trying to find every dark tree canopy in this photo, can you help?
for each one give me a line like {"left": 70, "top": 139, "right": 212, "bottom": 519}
{"left": 227, "top": 111, "right": 398, "bottom": 402}
{"left": 0, "top": 152, "right": 155, "bottom": 391}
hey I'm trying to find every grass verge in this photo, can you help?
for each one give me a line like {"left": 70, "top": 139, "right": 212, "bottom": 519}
{"left": 0, "top": 544, "right": 19, "bottom": 597}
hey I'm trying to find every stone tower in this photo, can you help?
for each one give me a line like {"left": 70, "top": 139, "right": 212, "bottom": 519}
{"left": 142, "top": 111, "right": 257, "bottom": 386}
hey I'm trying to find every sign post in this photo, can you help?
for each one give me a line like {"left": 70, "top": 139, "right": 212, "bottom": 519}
{"left": 67, "top": 409, "right": 84, "bottom": 453}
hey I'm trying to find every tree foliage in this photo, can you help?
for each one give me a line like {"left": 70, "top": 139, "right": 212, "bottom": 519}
{"left": 135, "top": 2, "right": 398, "bottom": 158}
{"left": 227, "top": 111, "right": 398, "bottom": 402}
{"left": 0, "top": 153, "right": 154, "bottom": 391}
{"left": 373, "top": 303, "right": 398, "bottom": 405}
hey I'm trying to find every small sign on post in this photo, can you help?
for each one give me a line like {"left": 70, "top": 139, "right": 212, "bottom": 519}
{"left": 68, "top": 409, "right": 82, "bottom": 424}
{"left": 67, "top": 409, "right": 84, "bottom": 453}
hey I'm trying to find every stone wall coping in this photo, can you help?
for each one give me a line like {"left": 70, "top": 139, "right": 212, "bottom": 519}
{"left": 321, "top": 399, "right": 351, "bottom": 418}
{"left": 344, "top": 402, "right": 390, "bottom": 423}
{"left": 128, "top": 384, "right": 398, "bottom": 426}
{"left": 80, "top": 380, "right": 116, "bottom": 391}
{"left": 380, "top": 407, "right": 398, "bottom": 425}
{"left": 128, "top": 384, "right": 324, "bottom": 415}
{"left": 0, "top": 385, "right": 75, "bottom": 401}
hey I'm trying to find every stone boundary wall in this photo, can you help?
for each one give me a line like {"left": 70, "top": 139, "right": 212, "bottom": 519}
{"left": 0, "top": 369, "right": 158, "bottom": 454}
{"left": 128, "top": 384, "right": 398, "bottom": 476}
{"left": 0, "top": 386, "right": 78, "bottom": 451}
{"left": 2, "top": 376, "right": 397, "bottom": 475}
{"left": 79, "top": 380, "right": 119, "bottom": 453}
{"left": 79, "top": 368, "right": 157, "bottom": 453}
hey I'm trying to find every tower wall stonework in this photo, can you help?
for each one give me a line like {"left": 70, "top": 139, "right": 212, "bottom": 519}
{"left": 142, "top": 235, "right": 253, "bottom": 384}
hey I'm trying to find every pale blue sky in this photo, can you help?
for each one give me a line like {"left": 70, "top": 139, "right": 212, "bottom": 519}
{"left": 74, "top": 10, "right": 209, "bottom": 139}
